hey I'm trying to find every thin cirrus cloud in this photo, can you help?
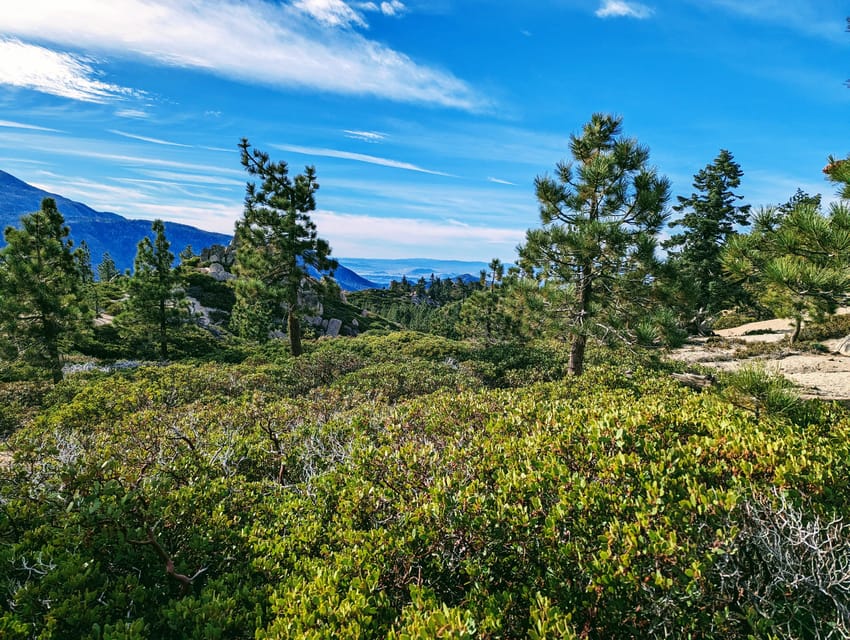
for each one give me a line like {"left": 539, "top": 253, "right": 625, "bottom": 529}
{"left": 0, "top": 0, "right": 481, "bottom": 111}
{"left": 108, "top": 129, "right": 192, "bottom": 148}
{"left": 0, "top": 38, "right": 143, "bottom": 103}
{"left": 292, "top": 0, "right": 407, "bottom": 27}
{"left": 0, "top": 118, "right": 62, "bottom": 133}
{"left": 312, "top": 210, "right": 523, "bottom": 259}
{"left": 695, "top": 0, "right": 846, "bottom": 43}
{"left": 595, "top": 0, "right": 654, "bottom": 19}
{"left": 343, "top": 130, "right": 387, "bottom": 143}
{"left": 293, "top": 0, "right": 369, "bottom": 28}
{"left": 115, "top": 109, "right": 150, "bottom": 119}
{"left": 273, "top": 143, "right": 454, "bottom": 176}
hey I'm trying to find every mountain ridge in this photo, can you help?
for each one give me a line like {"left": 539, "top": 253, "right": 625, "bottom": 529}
{"left": 0, "top": 170, "right": 381, "bottom": 291}
{"left": 0, "top": 170, "right": 488, "bottom": 290}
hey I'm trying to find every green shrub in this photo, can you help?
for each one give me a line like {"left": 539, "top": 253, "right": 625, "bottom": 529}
{"left": 2, "top": 341, "right": 850, "bottom": 638}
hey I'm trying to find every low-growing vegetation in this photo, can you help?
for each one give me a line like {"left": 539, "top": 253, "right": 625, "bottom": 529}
{"left": 1, "top": 334, "right": 849, "bottom": 638}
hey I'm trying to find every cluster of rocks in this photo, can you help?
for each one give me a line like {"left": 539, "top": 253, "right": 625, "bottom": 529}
{"left": 304, "top": 316, "right": 360, "bottom": 337}
{"left": 205, "top": 262, "right": 236, "bottom": 282}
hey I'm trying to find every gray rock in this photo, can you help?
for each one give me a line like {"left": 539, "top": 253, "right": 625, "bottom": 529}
{"left": 326, "top": 318, "right": 343, "bottom": 337}
{"left": 208, "top": 262, "right": 236, "bottom": 281}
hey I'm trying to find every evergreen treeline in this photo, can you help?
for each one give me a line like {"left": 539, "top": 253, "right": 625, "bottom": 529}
{"left": 2, "top": 120, "right": 850, "bottom": 378}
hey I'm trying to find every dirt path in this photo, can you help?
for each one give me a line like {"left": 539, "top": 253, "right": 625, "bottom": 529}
{"left": 669, "top": 316, "right": 850, "bottom": 402}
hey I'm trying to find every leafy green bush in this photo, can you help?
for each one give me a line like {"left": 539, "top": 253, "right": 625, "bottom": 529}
{"left": 2, "top": 343, "right": 850, "bottom": 638}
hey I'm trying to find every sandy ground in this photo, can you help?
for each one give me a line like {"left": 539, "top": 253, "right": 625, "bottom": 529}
{"left": 669, "top": 315, "right": 850, "bottom": 401}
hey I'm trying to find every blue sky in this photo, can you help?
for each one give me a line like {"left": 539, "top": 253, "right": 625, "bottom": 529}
{"left": 0, "top": 0, "right": 848, "bottom": 261}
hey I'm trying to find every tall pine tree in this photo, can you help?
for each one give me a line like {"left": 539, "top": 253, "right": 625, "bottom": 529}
{"left": 519, "top": 114, "right": 670, "bottom": 376}
{"left": 664, "top": 149, "right": 750, "bottom": 323}
{"left": 127, "top": 219, "right": 183, "bottom": 359}
{"left": 0, "top": 198, "right": 84, "bottom": 382}
{"left": 232, "top": 139, "right": 336, "bottom": 356}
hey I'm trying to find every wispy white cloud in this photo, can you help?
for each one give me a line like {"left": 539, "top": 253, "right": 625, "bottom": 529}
{"left": 114, "top": 109, "right": 149, "bottom": 119}
{"left": 353, "top": 1, "right": 407, "bottom": 18}
{"left": 0, "top": 118, "right": 61, "bottom": 132}
{"left": 9, "top": 134, "right": 244, "bottom": 177}
{"left": 378, "top": 1, "right": 406, "bottom": 17}
{"left": 30, "top": 170, "right": 241, "bottom": 233}
{"left": 343, "top": 129, "right": 386, "bottom": 142}
{"left": 0, "top": 37, "right": 143, "bottom": 103}
{"left": 294, "top": 0, "right": 368, "bottom": 28}
{"left": 274, "top": 143, "right": 453, "bottom": 176}
{"left": 136, "top": 169, "right": 245, "bottom": 188}
{"left": 109, "top": 129, "right": 192, "bottom": 147}
{"left": 313, "top": 210, "right": 522, "bottom": 260}
{"left": 487, "top": 176, "right": 516, "bottom": 185}
{"left": 595, "top": 0, "right": 653, "bottom": 19}
{"left": 0, "top": 0, "right": 481, "bottom": 110}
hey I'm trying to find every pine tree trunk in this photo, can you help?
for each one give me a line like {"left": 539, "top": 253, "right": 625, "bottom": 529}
{"left": 568, "top": 264, "right": 592, "bottom": 376}
{"left": 790, "top": 315, "right": 802, "bottom": 344}
{"left": 42, "top": 314, "right": 62, "bottom": 384}
{"left": 159, "top": 298, "right": 168, "bottom": 359}
{"left": 47, "top": 339, "right": 62, "bottom": 384}
{"left": 568, "top": 333, "right": 587, "bottom": 377}
{"left": 288, "top": 310, "right": 303, "bottom": 357}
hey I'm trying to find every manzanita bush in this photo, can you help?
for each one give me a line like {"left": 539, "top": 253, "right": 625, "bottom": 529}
{"left": 1, "top": 333, "right": 849, "bottom": 638}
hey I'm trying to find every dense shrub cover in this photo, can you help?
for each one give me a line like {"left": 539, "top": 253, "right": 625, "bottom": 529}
{"left": 1, "top": 334, "right": 849, "bottom": 638}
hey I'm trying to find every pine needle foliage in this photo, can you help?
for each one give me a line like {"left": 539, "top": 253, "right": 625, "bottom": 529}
{"left": 232, "top": 139, "right": 337, "bottom": 356}
{"left": 723, "top": 202, "right": 850, "bottom": 342}
{"left": 126, "top": 219, "right": 185, "bottom": 360}
{"left": 664, "top": 149, "right": 750, "bottom": 319}
{"left": 0, "top": 198, "right": 84, "bottom": 382}
{"left": 519, "top": 113, "right": 671, "bottom": 375}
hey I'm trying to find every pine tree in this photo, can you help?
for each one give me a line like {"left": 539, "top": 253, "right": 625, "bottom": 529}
{"left": 127, "top": 219, "right": 183, "bottom": 359}
{"left": 0, "top": 198, "right": 83, "bottom": 382}
{"left": 97, "top": 252, "right": 119, "bottom": 282}
{"left": 723, "top": 202, "right": 850, "bottom": 342}
{"left": 664, "top": 149, "right": 750, "bottom": 320}
{"left": 488, "top": 258, "right": 504, "bottom": 291}
{"left": 824, "top": 155, "right": 850, "bottom": 199}
{"left": 519, "top": 114, "right": 670, "bottom": 376}
{"left": 232, "top": 139, "right": 336, "bottom": 356}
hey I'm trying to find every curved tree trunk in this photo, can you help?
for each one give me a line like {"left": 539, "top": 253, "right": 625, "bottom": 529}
{"left": 790, "top": 315, "right": 802, "bottom": 344}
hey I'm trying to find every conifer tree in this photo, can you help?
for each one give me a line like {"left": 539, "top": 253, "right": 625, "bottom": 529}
{"left": 73, "top": 240, "right": 99, "bottom": 322}
{"left": 723, "top": 202, "right": 850, "bottom": 342}
{"left": 97, "top": 251, "right": 119, "bottom": 282}
{"left": 825, "top": 155, "right": 850, "bottom": 199}
{"left": 0, "top": 198, "right": 83, "bottom": 382}
{"left": 664, "top": 149, "right": 750, "bottom": 320}
{"left": 127, "top": 219, "right": 183, "bottom": 359}
{"left": 519, "top": 114, "right": 670, "bottom": 376}
{"left": 232, "top": 139, "right": 336, "bottom": 356}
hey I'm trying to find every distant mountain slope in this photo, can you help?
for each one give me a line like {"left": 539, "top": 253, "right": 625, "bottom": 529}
{"left": 338, "top": 257, "right": 496, "bottom": 287}
{"left": 0, "top": 170, "right": 380, "bottom": 290}
{"left": 0, "top": 170, "right": 231, "bottom": 273}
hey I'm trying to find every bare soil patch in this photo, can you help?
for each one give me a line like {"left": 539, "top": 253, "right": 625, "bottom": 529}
{"left": 669, "top": 315, "right": 850, "bottom": 402}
